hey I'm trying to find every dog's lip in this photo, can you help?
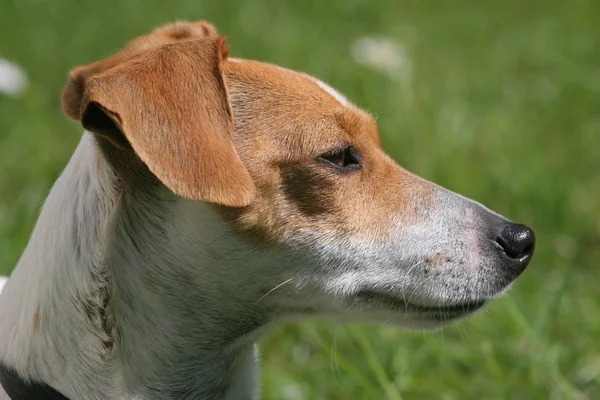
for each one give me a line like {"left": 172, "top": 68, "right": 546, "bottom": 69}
{"left": 407, "top": 300, "right": 486, "bottom": 314}
{"left": 355, "top": 290, "right": 486, "bottom": 314}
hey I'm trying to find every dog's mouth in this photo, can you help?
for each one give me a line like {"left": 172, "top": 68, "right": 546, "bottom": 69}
{"left": 354, "top": 290, "right": 487, "bottom": 317}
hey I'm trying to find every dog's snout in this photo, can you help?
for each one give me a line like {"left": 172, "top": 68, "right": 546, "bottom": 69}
{"left": 494, "top": 223, "right": 535, "bottom": 269}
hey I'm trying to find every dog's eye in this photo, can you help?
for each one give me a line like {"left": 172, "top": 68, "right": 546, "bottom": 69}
{"left": 318, "top": 146, "right": 361, "bottom": 171}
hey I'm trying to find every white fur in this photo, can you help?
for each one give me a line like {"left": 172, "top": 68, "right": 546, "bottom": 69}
{"left": 0, "top": 99, "right": 518, "bottom": 398}
{"left": 0, "top": 134, "right": 126, "bottom": 399}
{"left": 272, "top": 64, "right": 351, "bottom": 106}
{"left": 0, "top": 134, "right": 268, "bottom": 399}
{"left": 307, "top": 76, "right": 350, "bottom": 106}
{"left": 0, "top": 277, "right": 6, "bottom": 295}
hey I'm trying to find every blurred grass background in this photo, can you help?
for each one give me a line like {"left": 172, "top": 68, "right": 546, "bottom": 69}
{"left": 1, "top": 0, "right": 599, "bottom": 398}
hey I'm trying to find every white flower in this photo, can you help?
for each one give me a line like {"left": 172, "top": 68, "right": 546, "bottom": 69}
{"left": 350, "top": 36, "right": 411, "bottom": 82}
{"left": 0, "top": 58, "right": 28, "bottom": 97}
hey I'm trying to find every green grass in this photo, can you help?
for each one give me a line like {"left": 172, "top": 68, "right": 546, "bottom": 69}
{"left": 1, "top": 0, "right": 599, "bottom": 398}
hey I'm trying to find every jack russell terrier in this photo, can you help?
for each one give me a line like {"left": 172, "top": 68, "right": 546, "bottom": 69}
{"left": 0, "top": 21, "right": 535, "bottom": 400}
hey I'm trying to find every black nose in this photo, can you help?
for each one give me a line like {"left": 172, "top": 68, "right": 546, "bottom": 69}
{"left": 495, "top": 223, "right": 536, "bottom": 265}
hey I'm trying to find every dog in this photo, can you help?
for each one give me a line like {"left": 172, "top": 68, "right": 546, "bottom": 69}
{"left": 0, "top": 20, "right": 535, "bottom": 400}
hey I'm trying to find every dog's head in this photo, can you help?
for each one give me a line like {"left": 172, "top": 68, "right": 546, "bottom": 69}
{"left": 62, "top": 21, "right": 534, "bottom": 330}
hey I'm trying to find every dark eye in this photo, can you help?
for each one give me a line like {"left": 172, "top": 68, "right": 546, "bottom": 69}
{"left": 318, "top": 146, "right": 362, "bottom": 171}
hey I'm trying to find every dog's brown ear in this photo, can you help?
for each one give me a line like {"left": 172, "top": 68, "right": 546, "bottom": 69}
{"left": 62, "top": 20, "right": 218, "bottom": 120}
{"left": 61, "top": 33, "right": 255, "bottom": 207}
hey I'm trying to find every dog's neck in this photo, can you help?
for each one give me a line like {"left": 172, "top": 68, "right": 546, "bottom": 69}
{"left": 0, "top": 133, "right": 263, "bottom": 400}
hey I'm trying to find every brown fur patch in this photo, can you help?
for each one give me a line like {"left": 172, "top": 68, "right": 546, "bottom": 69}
{"left": 219, "top": 60, "right": 435, "bottom": 245}
{"left": 62, "top": 23, "right": 255, "bottom": 207}
{"left": 64, "top": 20, "right": 437, "bottom": 249}
{"left": 280, "top": 164, "right": 339, "bottom": 217}
{"left": 425, "top": 253, "right": 450, "bottom": 267}
{"left": 62, "top": 20, "right": 218, "bottom": 120}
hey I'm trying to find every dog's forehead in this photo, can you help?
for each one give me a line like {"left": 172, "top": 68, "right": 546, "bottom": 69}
{"left": 222, "top": 58, "right": 381, "bottom": 151}
{"left": 225, "top": 58, "right": 349, "bottom": 106}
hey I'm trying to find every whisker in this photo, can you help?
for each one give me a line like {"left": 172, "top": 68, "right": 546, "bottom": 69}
{"left": 405, "top": 272, "right": 437, "bottom": 308}
{"left": 399, "top": 260, "right": 425, "bottom": 312}
{"left": 256, "top": 278, "right": 293, "bottom": 303}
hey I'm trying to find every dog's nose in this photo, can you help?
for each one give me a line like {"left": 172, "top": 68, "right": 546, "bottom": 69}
{"left": 495, "top": 223, "right": 535, "bottom": 270}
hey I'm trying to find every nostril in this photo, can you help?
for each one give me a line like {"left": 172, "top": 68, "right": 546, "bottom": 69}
{"left": 522, "top": 240, "right": 535, "bottom": 257}
{"left": 495, "top": 235, "right": 517, "bottom": 259}
{"left": 495, "top": 223, "right": 536, "bottom": 260}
